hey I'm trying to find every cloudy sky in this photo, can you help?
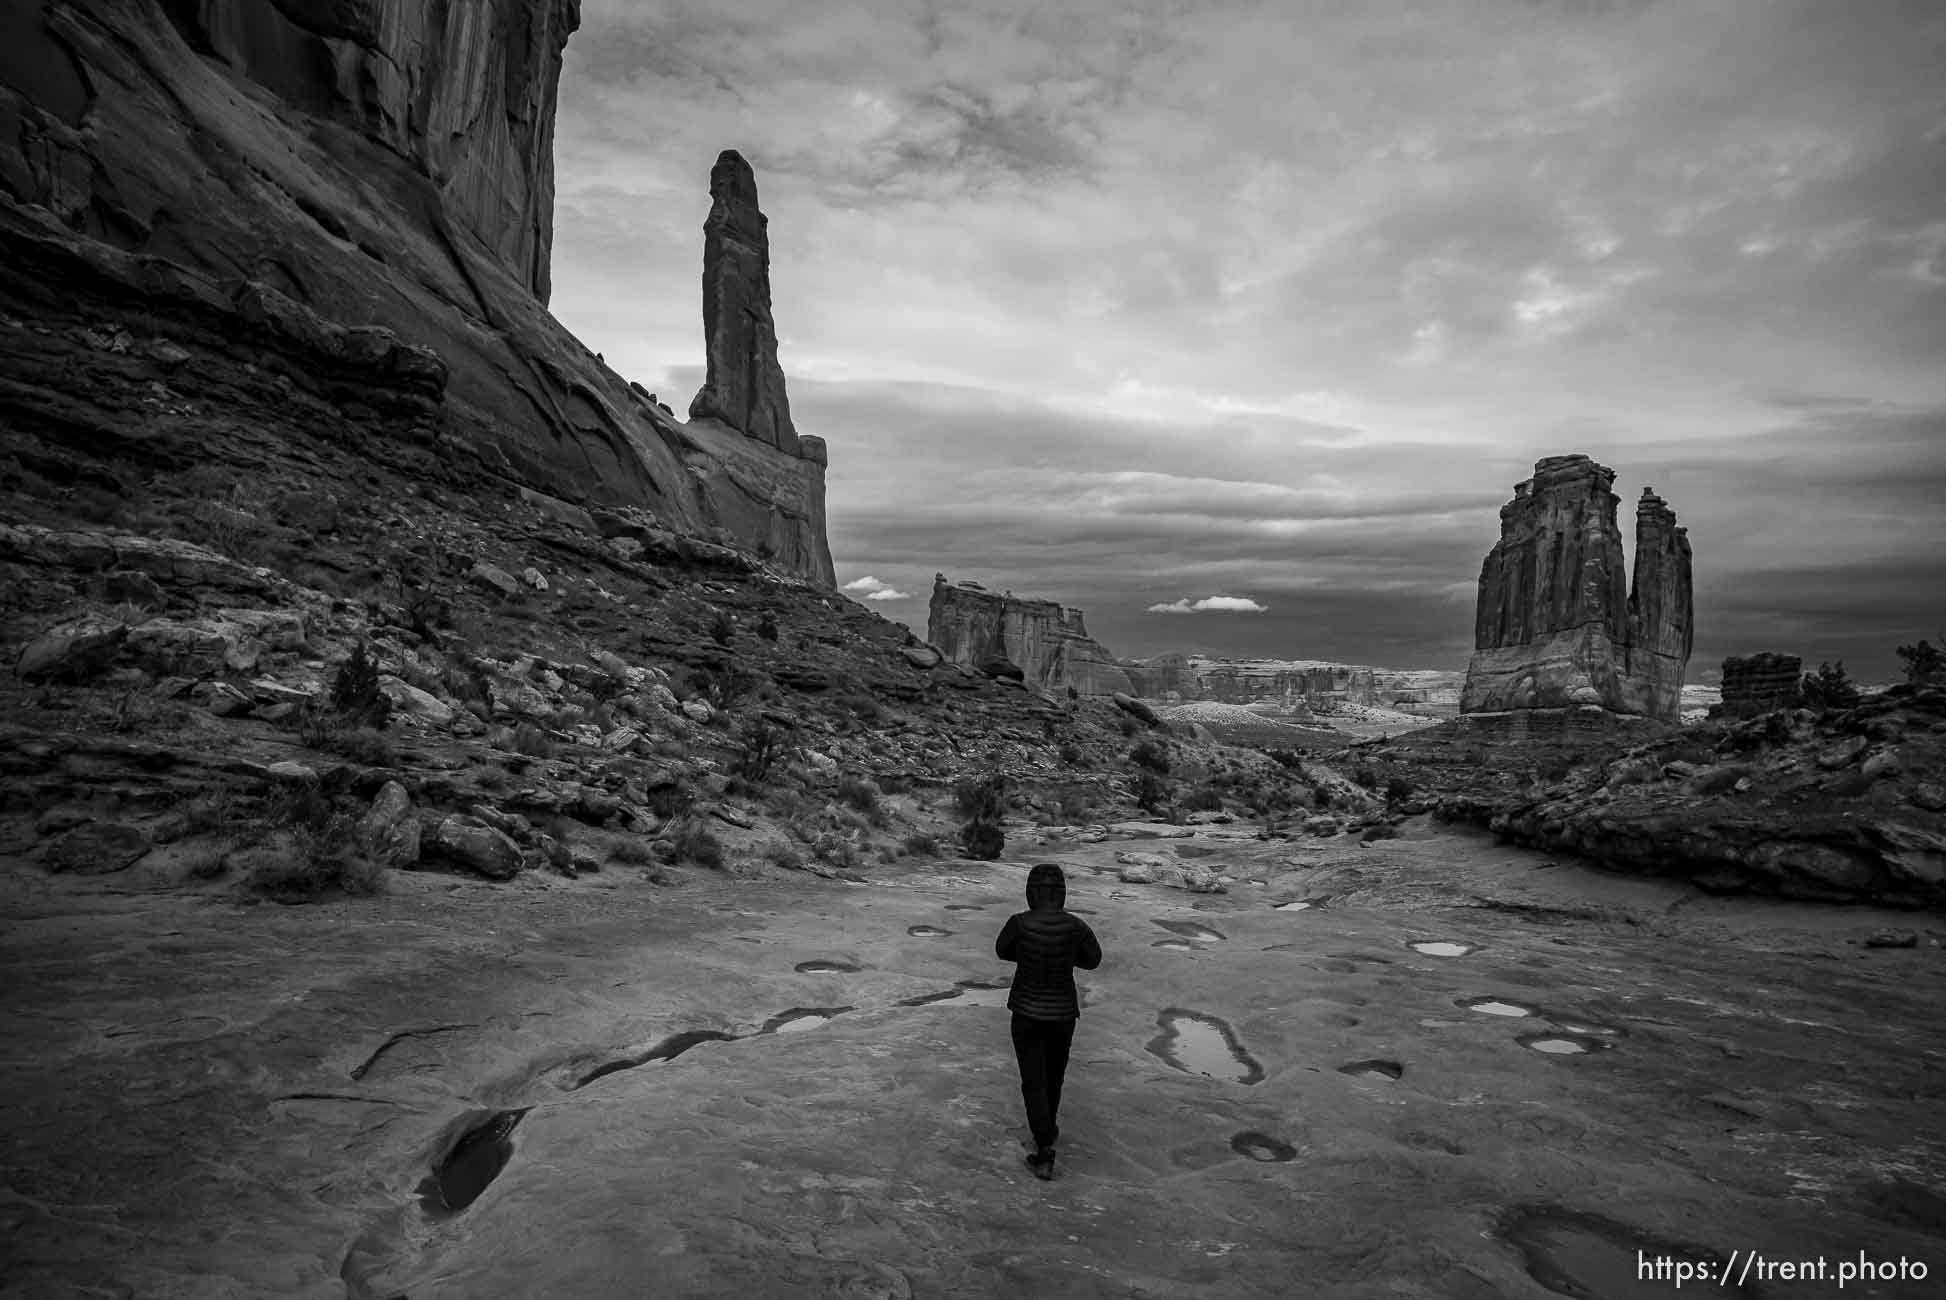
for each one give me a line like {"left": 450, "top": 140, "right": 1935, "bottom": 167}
{"left": 550, "top": 0, "right": 1946, "bottom": 682}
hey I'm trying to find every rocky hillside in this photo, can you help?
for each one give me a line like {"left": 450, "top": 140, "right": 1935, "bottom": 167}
{"left": 1351, "top": 688, "right": 1946, "bottom": 908}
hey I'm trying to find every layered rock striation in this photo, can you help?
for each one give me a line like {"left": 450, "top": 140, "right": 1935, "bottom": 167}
{"left": 927, "top": 576, "right": 1132, "bottom": 695}
{"left": 1714, "top": 653, "right": 1803, "bottom": 719}
{"left": 0, "top": 0, "right": 834, "bottom": 585}
{"left": 1461, "top": 455, "right": 1692, "bottom": 721}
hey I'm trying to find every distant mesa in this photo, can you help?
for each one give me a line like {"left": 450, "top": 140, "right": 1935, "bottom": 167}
{"left": 928, "top": 574, "right": 1133, "bottom": 696}
{"left": 1711, "top": 652, "right": 1802, "bottom": 719}
{"left": 1461, "top": 454, "right": 1693, "bottom": 725}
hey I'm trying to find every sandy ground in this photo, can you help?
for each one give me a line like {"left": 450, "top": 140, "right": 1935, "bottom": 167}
{"left": 3, "top": 822, "right": 1944, "bottom": 1298}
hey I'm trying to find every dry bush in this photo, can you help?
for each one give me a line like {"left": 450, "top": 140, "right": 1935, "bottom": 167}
{"left": 244, "top": 816, "right": 383, "bottom": 902}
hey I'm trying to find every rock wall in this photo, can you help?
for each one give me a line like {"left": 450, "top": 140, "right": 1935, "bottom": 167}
{"left": 1715, "top": 653, "right": 1803, "bottom": 718}
{"left": 0, "top": 0, "right": 835, "bottom": 586}
{"left": 927, "top": 576, "right": 1132, "bottom": 695}
{"left": 1460, "top": 455, "right": 1692, "bottom": 721}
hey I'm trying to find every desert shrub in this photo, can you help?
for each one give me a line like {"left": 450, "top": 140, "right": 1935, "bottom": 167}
{"left": 901, "top": 831, "right": 940, "bottom": 857}
{"left": 1800, "top": 661, "right": 1860, "bottom": 711}
{"left": 1066, "top": 685, "right": 1080, "bottom": 701}
{"left": 733, "top": 717, "right": 785, "bottom": 783}
{"left": 1536, "top": 755, "right": 1575, "bottom": 783}
{"left": 182, "top": 841, "right": 231, "bottom": 879}
{"left": 836, "top": 776, "right": 882, "bottom": 818}
{"left": 610, "top": 837, "right": 657, "bottom": 866}
{"left": 1056, "top": 789, "right": 1092, "bottom": 823}
{"left": 1266, "top": 748, "right": 1303, "bottom": 771}
{"left": 839, "top": 691, "right": 884, "bottom": 725}
{"left": 709, "top": 611, "right": 736, "bottom": 646}
{"left": 475, "top": 762, "right": 511, "bottom": 792}
{"left": 1117, "top": 714, "right": 1140, "bottom": 738}
{"left": 398, "top": 659, "right": 443, "bottom": 697}
{"left": 246, "top": 814, "right": 382, "bottom": 902}
{"left": 264, "top": 783, "right": 335, "bottom": 835}
{"left": 511, "top": 722, "right": 557, "bottom": 759}
{"left": 1384, "top": 776, "right": 1415, "bottom": 806}
{"left": 1180, "top": 784, "right": 1224, "bottom": 813}
{"left": 1128, "top": 740, "right": 1170, "bottom": 774}
{"left": 876, "top": 772, "right": 914, "bottom": 794}
{"left": 328, "top": 640, "right": 391, "bottom": 729}
{"left": 1360, "top": 823, "right": 1400, "bottom": 843}
{"left": 323, "top": 726, "right": 397, "bottom": 767}
{"left": 1129, "top": 769, "right": 1167, "bottom": 814}
{"left": 1057, "top": 743, "right": 1084, "bottom": 766}
{"left": 1897, "top": 637, "right": 1943, "bottom": 685}
{"left": 757, "top": 611, "right": 779, "bottom": 642}
{"left": 1352, "top": 766, "right": 1379, "bottom": 790}
{"left": 647, "top": 784, "right": 696, "bottom": 822}
{"left": 762, "top": 839, "right": 804, "bottom": 870}
{"left": 960, "top": 818, "right": 1004, "bottom": 861}
{"left": 672, "top": 819, "right": 725, "bottom": 869}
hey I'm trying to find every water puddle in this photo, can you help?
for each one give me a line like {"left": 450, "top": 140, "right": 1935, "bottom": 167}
{"left": 907, "top": 925, "right": 952, "bottom": 937}
{"left": 794, "top": 959, "right": 861, "bottom": 973}
{"left": 1518, "top": 1033, "right": 1609, "bottom": 1056}
{"left": 1337, "top": 1058, "right": 1404, "bottom": 1081}
{"left": 1458, "top": 996, "right": 1538, "bottom": 1018}
{"left": 1229, "top": 1131, "right": 1296, "bottom": 1162}
{"left": 944, "top": 904, "right": 985, "bottom": 911}
{"left": 418, "top": 1108, "right": 531, "bottom": 1215}
{"left": 897, "top": 990, "right": 963, "bottom": 1007}
{"left": 1501, "top": 1206, "right": 1756, "bottom": 1297}
{"left": 1275, "top": 896, "right": 1330, "bottom": 911}
{"left": 1152, "top": 920, "right": 1227, "bottom": 942}
{"left": 1408, "top": 941, "right": 1477, "bottom": 957}
{"left": 1152, "top": 938, "right": 1195, "bottom": 950}
{"left": 1550, "top": 1020, "right": 1625, "bottom": 1039}
{"left": 760, "top": 1006, "right": 852, "bottom": 1034}
{"left": 947, "top": 979, "right": 1013, "bottom": 1007}
{"left": 575, "top": 1029, "right": 738, "bottom": 1087}
{"left": 1146, "top": 1009, "right": 1264, "bottom": 1085}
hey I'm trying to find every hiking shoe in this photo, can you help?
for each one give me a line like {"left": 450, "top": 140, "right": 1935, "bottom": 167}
{"left": 1027, "top": 1149, "right": 1056, "bottom": 1181}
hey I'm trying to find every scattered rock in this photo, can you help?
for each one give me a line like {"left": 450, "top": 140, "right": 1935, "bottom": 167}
{"left": 423, "top": 816, "right": 524, "bottom": 880}
{"left": 521, "top": 567, "right": 549, "bottom": 591}
{"left": 901, "top": 646, "right": 942, "bottom": 670}
{"left": 1864, "top": 930, "right": 1918, "bottom": 949}
{"left": 15, "top": 617, "right": 128, "bottom": 683}
{"left": 380, "top": 675, "right": 455, "bottom": 725}
{"left": 266, "top": 761, "right": 318, "bottom": 784}
{"left": 1112, "top": 693, "right": 1161, "bottom": 726}
{"left": 469, "top": 563, "right": 523, "bottom": 599}
{"left": 1913, "top": 783, "right": 1946, "bottom": 813}
{"left": 681, "top": 699, "right": 713, "bottom": 723}
{"left": 357, "top": 781, "right": 420, "bottom": 869}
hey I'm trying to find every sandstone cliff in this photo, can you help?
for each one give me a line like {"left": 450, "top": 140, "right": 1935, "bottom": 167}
{"left": 1461, "top": 455, "right": 1692, "bottom": 721}
{"left": 927, "top": 576, "right": 1132, "bottom": 695}
{"left": 687, "top": 150, "right": 799, "bottom": 455}
{"left": 0, "top": 0, "right": 834, "bottom": 586}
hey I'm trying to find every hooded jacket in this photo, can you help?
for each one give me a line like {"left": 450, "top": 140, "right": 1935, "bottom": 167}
{"left": 995, "top": 865, "right": 1102, "bottom": 1021}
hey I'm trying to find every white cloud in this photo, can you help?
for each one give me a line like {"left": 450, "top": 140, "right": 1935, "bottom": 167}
{"left": 842, "top": 575, "right": 892, "bottom": 592}
{"left": 864, "top": 587, "right": 910, "bottom": 601}
{"left": 1146, "top": 595, "right": 1270, "bottom": 615}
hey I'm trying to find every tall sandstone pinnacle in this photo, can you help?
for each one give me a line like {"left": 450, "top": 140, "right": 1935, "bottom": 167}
{"left": 0, "top": 1, "right": 837, "bottom": 585}
{"left": 689, "top": 150, "right": 800, "bottom": 454}
{"left": 1461, "top": 454, "right": 1693, "bottom": 721}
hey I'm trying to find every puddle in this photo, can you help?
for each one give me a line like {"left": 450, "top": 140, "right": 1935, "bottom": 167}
{"left": 1408, "top": 941, "right": 1477, "bottom": 957}
{"left": 1152, "top": 939, "right": 1195, "bottom": 950}
{"left": 418, "top": 1108, "right": 531, "bottom": 1215}
{"left": 1146, "top": 1009, "right": 1264, "bottom": 1085}
{"left": 575, "top": 1030, "right": 739, "bottom": 1087}
{"left": 1152, "top": 920, "right": 1226, "bottom": 942}
{"left": 1550, "top": 1021, "right": 1625, "bottom": 1039}
{"left": 947, "top": 979, "right": 1013, "bottom": 1008}
{"left": 1458, "top": 996, "right": 1538, "bottom": 1018}
{"left": 907, "top": 926, "right": 952, "bottom": 937}
{"left": 897, "top": 990, "right": 963, "bottom": 1007}
{"left": 944, "top": 904, "right": 985, "bottom": 911}
{"left": 1229, "top": 1131, "right": 1296, "bottom": 1162}
{"left": 1337, "top": 1059, "right": 1404, "bottom": 1081}
{"left": 1518, "top": 1033, "right": 1609, "bottom": 1056}
{"left": 760, "top": 1006, "right": 852, "bottom": 1034}
{"left": 1275, "top": 897, "right": 1329, "bottom": 912}
{"left": 1501, "top": 1206, "right": 1757, "bottom": 1297}
{"left": 794, "top": 959, "right": 861, "bottom": 973}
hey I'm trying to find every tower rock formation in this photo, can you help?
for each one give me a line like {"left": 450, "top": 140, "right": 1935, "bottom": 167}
{"left": 1461, "top": 455, "right": 1692, "bottom": 721}
{"left": 0, "top": 0, "right": 835, "bottom": 585}
{"left": 928, "top": 576, "right": 1133, "bottom": 696}
{"left": 688, "top": 150, "right": 799, "bottom": 454}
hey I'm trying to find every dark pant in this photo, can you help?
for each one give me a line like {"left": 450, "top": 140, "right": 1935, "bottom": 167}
{"left": 1009, "top": 1013, "right": 1076, "bottom": 1153}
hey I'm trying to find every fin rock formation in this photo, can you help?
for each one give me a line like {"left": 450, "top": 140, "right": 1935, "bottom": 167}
{"left": 1461, "top": 454, "right": 1693, "bottom": 722}
{"left": 0, "top": 0, "right": 834, "bottom": 586}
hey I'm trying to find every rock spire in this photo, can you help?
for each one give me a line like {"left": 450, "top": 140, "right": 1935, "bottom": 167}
{"left": 689, "top": 150, "right": 800, "bottom": 453}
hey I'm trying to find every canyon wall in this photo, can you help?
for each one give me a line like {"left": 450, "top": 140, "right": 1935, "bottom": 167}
{"left": 1460, "top": 454, "right": 1693, "bottom": 721}
{"left": 927, "top": 576, "right": 1133, "bottom": 695}
{"left": 1714, "top": 653, "right": 1803, "bottom": 718}
{"left": 1123, "top": 657, "right": 1459, "bottom": 711}
{"left": 0, "top": 0, "right": 834, "bottom": 585}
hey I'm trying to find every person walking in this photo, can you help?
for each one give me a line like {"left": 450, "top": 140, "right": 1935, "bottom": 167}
{"left": 994, "top": 863, "right": 1102, "bottom": 1180}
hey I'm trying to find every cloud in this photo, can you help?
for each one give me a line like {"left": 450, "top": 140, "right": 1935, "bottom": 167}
{"left": 1147, "top": 596, "right": 1271, "bottom": 615}
{"left": 864, "top": 587, "right": 910, "bottom": 601}
{"left": 842, "top": 575, "right": 893, "bottom": 592}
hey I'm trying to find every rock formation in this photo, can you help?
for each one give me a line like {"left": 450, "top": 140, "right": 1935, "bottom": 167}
{"left": 687, "top": 150, "right": 799, "bottom": 454}
{"left": 0, "top": 0, "right": 834, "bottom": 586}
{"left": 1461, "top": 455, "right": 1692, "bottom": 721}
{"left": 928, "top": 576, "right": 1133, "bottom": 696}
{"left": 1714, "top": 653, "right": 1803, "bottom": 718}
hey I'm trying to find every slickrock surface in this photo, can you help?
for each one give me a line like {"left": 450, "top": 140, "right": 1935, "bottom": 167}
{"left": 4, "top": 826, "right": 1941, "bottom": 1298}
{"left": 928, "top": 574, "right": 1134, "bottom": 696}
{"left": 0, "top": 0, "right": 832, "bottom": 583}
{"left": 1462, "top": 456, "right": 1693, "bottom": 721}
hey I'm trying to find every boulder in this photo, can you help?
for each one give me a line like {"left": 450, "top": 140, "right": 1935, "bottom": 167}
{"left": 16, "top": 617, "right": 128, "bottom": 683}
{"left": 44, "top": 822, "right": 149, "bottom": 875}
{"left": 357, "top": 781, "right": 420, "bottom": 869}
{"left": 521, "top": 567, "right": 549, "bottom": 591}
{"left": 901, "top": 646, "right": 943, "bottom": 670}
{"left": 380, "top": 675, "right": 455, "bottom": 725}
{"left": 1112, "top": 693, "right": 1160, "bottom": 726}
{"left": 681, "top": 699, "right": 714, "bottom": 723}
{"left": 470, "top": 563, "right": 523, "bottom": 599}
{"left": 424, "top": 816, "right": 523, "bottom": 880}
